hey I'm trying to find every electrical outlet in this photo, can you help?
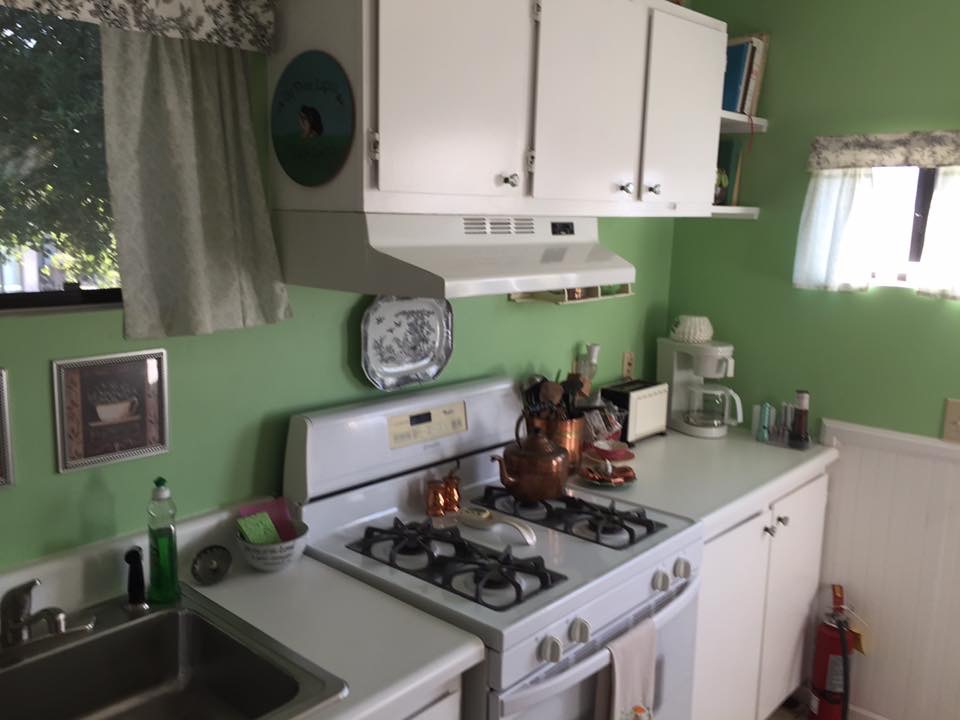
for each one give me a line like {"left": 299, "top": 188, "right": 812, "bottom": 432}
{"left": 622, "top": 351, "right": 636, "bottom": 379}
{"left": 944, "top": 399, "right": 960, "bottom": 443}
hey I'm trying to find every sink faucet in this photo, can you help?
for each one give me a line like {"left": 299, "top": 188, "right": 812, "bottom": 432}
{"left": 0, "top": 579, "right": 89, "bottom": 649}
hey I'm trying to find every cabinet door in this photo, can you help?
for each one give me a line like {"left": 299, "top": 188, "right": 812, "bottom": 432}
{"left": 531, "top": 0, "right": 648, "bottom": 202}
{"left": 640, "top": 10, "right": 725, "bottom": 207}
{"left": 408, "top": 690, "right": 461, "bottom": 720}
{"left": 377, "top": 0, "right": 533, "bottom": 197}
{"left": 692, "top": 512, "right": 771, "bottom": 720}
{"left": 757, "top": 475, "right": 830, "bottom": 720}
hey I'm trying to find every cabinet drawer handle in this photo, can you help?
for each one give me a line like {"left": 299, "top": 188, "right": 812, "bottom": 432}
{"left": 501, "top": 172, "right": 521, "bottom": 188}
{"left": 763, "top": 525, "right": 777, "bottom": 537}
{"left": 777, "top": 515, "right": 790, "bottom": 527}
{"left": 646, "top": 183, "right": 662, "bottom": 195}
{"left": 618, "top": 182, "right": 635, "bottom": 195}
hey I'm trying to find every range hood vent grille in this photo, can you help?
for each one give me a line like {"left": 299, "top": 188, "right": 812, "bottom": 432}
{"left": 462, "top": 216, "right": 537, "bottom": 236}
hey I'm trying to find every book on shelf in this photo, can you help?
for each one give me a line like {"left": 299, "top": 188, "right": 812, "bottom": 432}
{"left": 723, "top": 33, "right": 770, "bottom": 116}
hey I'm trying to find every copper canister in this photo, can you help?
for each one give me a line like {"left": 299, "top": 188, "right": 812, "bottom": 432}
{"left": 548, "top": 417, "right": 585, "bottom": 471}
{"left": 442, "top": 472, "right": 461, "bottom": 514}
{"left": 426, "top": 479, "right": 447, "bottom": 517}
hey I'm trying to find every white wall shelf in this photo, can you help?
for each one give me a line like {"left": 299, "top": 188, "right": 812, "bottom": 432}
{"left": 710, "top": 205, "right": 760, "bottom": 220}
{"left": 720, "top": 111, "right": 768, "bottom": 134}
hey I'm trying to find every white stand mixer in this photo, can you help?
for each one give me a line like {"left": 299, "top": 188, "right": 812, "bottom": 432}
{"left": 656, "top": 338, "right": 744, "bottom": 439}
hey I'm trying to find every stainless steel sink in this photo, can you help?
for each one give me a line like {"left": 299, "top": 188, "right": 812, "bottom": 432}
{"left": 0, "top": 586, "right": 347, "bottom": 720}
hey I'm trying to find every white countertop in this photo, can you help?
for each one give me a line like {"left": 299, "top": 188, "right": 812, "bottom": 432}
{"left": 195, "top": 557, "right": 484, "bottom": 720}
{"left": 574, "top": 429, "right": 839, "bottom": 538}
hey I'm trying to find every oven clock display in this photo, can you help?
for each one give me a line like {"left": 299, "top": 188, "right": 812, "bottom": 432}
{"left": 387, "top": 402, "right": 468, "bottom": 449}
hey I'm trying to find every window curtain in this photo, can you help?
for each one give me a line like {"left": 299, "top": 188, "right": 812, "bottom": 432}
{"left": 793, "top": 168, "right": 875, "bottom": 291}
{"left": 1, "top": 0, "right": 273, "bottom": 51}
{"left": 100, "top": 28, "right": 291, "bottom": 338}
{"left": 914, "top": 167, "right": 960, "bottom": 299}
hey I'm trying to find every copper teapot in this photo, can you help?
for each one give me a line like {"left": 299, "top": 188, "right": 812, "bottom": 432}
{"left": 491, "top": 416, "right": 570, "bottom": 503}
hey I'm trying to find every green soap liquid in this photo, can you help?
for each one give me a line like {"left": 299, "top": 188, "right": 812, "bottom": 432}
{"left": 148, "top": 526, "right": 180, "bottom": 604}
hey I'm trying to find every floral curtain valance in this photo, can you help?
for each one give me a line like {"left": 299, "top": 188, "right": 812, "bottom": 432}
{"left": 809, "top": 130, "right": 960, "bottom": 171}
{"left": 6, "top": 0, "right": 274, "bottom": 51}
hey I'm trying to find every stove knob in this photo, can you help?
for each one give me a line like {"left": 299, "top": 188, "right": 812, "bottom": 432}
{"left": 651, "top": 570, "right": 671, "bottom": 592}
{"left": 538, "top": 635, "right": 563, "bottom": 663}
{"left": 673, "top": 557, "right": 693, "bottom": 580}
{"left": 569, "top": 617, "right": 591, "bottom": 644}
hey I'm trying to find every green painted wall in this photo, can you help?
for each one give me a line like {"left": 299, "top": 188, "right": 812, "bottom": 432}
{"left": 672, "top": 0, "right": 960, "bottom": 438}
{"left": 0, "top": 220, "right": 672, "bottom": 572}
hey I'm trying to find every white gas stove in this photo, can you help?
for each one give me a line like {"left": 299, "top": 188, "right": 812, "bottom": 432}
{"left": 284, "top": 378, "right": 703, "bottom": 720}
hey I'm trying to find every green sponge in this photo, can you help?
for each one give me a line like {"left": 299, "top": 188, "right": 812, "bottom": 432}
{"left": 237, "top": 512, "right": 282, "bottom": 545}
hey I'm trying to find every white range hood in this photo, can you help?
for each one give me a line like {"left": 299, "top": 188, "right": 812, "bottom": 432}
{"left": 276, "top": 212, "right": 636, "bottom": 299}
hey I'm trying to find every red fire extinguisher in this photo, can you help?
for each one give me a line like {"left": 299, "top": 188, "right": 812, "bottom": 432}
{"left": 810, "top": 585, "right": 862, "bottom": 720}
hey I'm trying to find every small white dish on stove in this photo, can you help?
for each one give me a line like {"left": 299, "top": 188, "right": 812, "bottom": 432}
{"left": 361, "top": 296, "right": 454, "bottom": 391}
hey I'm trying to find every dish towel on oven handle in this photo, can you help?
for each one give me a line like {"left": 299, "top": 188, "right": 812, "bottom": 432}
{"left": 595, "top": 617, "right": 657, "bottom": 720}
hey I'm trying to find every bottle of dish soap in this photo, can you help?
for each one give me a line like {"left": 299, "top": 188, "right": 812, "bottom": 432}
{"left": 147, "top": 477, "right": 180, "bottom": 604}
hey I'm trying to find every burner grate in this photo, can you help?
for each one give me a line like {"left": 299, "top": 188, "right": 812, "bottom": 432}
{"left": 347, "top": 518, "right": 565, "bottom": 611}
{"left": 474, "top": 487, "right": 667, "bottom": 549}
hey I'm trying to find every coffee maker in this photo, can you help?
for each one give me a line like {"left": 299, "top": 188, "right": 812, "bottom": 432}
{"left": 656, "top": 337, "right": 743, "bottom": 439}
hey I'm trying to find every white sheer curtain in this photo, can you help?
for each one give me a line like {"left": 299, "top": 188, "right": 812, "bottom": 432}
{"left": 794, "top": 166, "right": 929, "bottom": 291}
{"left": 915, "top": 167, "right": 960, "bottom": 298}
{"left": 793, "top": 168, "right": 875, "bottom": 290}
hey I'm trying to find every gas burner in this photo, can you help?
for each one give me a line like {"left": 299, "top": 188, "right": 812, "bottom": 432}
{"left": 475, "top": 487, "right": 667, "bottom": 549}
{"left": 441, "top": 548, "right": 558, "bottom": 611}
{"left": 346, "top": 518, "right": 565, "bottom": 611}
{"left": 354, "top": 518, "right": 472, "bottom": 570}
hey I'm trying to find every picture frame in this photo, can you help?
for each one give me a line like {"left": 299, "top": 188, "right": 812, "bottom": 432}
{"left": 0, "top": 369, "right": 13, "bottom": 487}
{"left": 53, "top": 350, "right": 169, "bottom": 473}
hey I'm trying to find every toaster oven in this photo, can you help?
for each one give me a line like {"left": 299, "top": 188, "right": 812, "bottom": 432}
{"left": 600, "top": 380, "right": 669, "bottom": 444}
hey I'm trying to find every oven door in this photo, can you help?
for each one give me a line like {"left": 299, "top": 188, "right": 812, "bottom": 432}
{"left": 490, "top": 575, "right": 700, "bottom": 720}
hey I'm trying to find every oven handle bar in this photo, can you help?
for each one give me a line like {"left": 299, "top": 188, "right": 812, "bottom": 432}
{"left": 499, "top": 575, "right": 701, "bottom": 717}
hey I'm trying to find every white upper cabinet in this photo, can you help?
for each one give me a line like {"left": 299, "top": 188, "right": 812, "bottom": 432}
{"left": 640, "top": 9, "right": 726, "bottom": 209}
{"left": 376, "top": 0, "right": 534, "bottom": 197}
{"left": 532, "top": 0, "right": 648, "bottom": 202}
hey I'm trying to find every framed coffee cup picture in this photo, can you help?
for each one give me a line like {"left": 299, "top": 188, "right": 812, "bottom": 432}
{"left": 53, "top": 350, "right": 169, "bottom": 472}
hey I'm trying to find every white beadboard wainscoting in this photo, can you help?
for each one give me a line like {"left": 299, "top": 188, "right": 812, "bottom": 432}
{"left": 820, "top": 419, "right": 960, "bottom": 720}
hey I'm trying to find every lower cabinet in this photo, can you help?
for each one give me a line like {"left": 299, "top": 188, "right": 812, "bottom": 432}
{"left": 408, "top": 690, "right": 462, "bottom": 720}
{"left": 693, "top": 474, "right": 829, "bottom": 720}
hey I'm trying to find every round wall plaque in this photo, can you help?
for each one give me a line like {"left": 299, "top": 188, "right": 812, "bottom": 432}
{"left": 271, "top": 51, "right": 355, "bottom": 187}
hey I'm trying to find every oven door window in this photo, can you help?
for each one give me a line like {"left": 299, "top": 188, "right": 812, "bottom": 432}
{"left": 492, "top": 582, "right": 699, "bottom": 720}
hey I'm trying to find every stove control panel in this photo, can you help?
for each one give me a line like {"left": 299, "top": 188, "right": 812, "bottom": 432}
{"left": 387, "top": 401, "right": 467, "bottom": 449}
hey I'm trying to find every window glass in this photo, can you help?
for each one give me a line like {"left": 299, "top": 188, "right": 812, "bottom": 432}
{"left": 0, "top": 7, "right": 118, "bottom": 298}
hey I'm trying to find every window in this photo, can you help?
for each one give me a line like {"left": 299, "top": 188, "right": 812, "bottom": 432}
{"left": 0, "top": 7, "right": 119, "bottom": 310}
{"left": 794, "top": 163, "right": 960, "bottom": 298}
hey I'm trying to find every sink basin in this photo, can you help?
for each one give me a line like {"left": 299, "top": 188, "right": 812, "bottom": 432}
{"left": 0, "top": 587, "right": 347, "bottom": 720}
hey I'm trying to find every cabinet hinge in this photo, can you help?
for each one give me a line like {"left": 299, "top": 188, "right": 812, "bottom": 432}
{"left": 368, "top": 130, "right": 381, "bottom": 161}
{"left": 532, "top": 1, "right": 542, "bottom": 22}
{"left": 526, "top": 150, "right": 536, "bottom": 173}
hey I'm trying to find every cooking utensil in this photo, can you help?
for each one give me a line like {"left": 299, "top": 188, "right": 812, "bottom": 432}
{"left": 458, "top": 507, "right": 536, "bottom": 545}
{"left": 490, "top": 416, "right": 570, "bottom": 503}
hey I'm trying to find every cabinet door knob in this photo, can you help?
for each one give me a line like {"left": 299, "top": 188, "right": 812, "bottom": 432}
{"left": 763, "top": 525, "right": 777, "bottom": 537}
{"left": 777, "top": 515, "right": 790, "bottom": 527}
{"left": 646, "top": 183, "right": 662, "bottom": 195}
{"left": 618, "top": 182, "right": 635, "bottom": 195}
{"left": 501, "top": 172, "right": 521, "bottom": 188}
